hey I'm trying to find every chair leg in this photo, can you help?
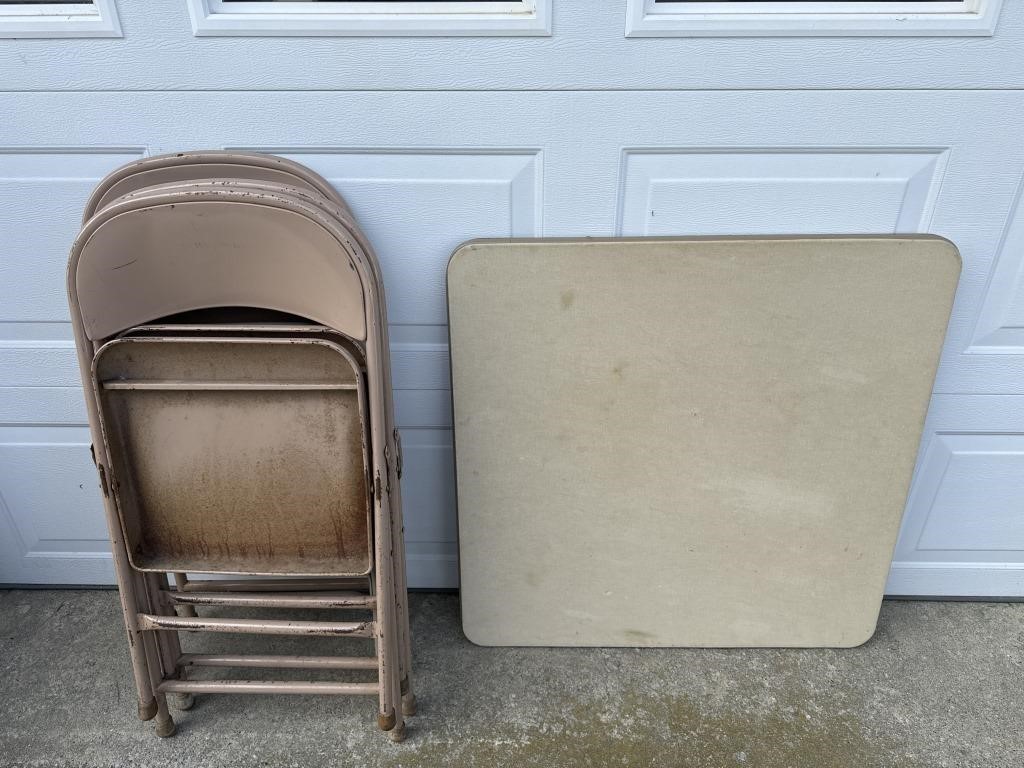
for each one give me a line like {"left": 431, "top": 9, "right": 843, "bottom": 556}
{"left": 373, "top": 595, "right": 402, "bottom": 739}
{"left": 374, "top": 620, "right": 406, "bottom": 743}
{"left": 395, "top": 546, "right": 415, "bottom": 718}
{"left": 387, "top": 428, "right": 416, "bottom": 718}
{"left": 104, "top": 527, "right": 157, "bottom": 720}
{"left": 390, "top": 491, "right": 416, "bottom": 718}
{"left": 385, "top": 613, "right": 407, "bottom": 743}
{"left": 153, "top": 692, "right": 176, "bottom": 738}
{"left": 373, "top": 490, "right": 404, "bottom": 741}
{"left": 138, "top": 583, "right": 175, "bottom": 737}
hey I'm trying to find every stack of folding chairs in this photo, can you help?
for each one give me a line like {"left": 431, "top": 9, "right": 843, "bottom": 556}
{"left": 68, "top": 152, "right": 414, "bottom": 740}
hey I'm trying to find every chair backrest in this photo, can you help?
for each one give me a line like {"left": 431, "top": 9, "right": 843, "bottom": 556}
{"left": 107, "top": 178, "right": 382, "bottom": 297}
{"left": 99, "top": 180, "right": 399, "bottom": 407}
{"left": 72, "top": 190, "right": 368, "bottom": 342}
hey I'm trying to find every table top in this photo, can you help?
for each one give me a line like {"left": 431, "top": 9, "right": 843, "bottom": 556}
{"left": 448, "top": 236, "right": 960, "bottom": 647}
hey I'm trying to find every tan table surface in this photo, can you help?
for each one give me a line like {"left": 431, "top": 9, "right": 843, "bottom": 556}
{"left": 448, "top": 236, "right": 960, "bottom": 647}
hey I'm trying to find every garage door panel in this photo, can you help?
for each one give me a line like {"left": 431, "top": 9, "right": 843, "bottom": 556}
{"left": 0, "top": 151, "right": 148, "bottom": 583}
{"left": 0, "top": 429, "right": 111, "bottom": 584}
{"left": 0, "top": 387, "right": 86, "bottom": 427}
{"left": 888, "top": 394, "right": 1024, "bottom": 595}
{"left": 0, "top": 150, "right": 145, "bottom": 324}
{"left": 617, "top": 149, "right": 947, "bottom": 237}
{"left": 232, "top": 149, "right": 540, "bottom": 327}
{"left": 934, "top": 176, "right": 1024, "bottom": 393}
{"left": 914, "top": 438, "right": 1024, "bottom": 554}
{"left": 0, "top": 342, "right": 79, "bottom": 388}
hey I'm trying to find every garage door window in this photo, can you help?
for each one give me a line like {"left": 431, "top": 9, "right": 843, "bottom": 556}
{"left": 186, "top": 0, "right": 552, "bottom": 36}
{"left": 626, "top": 0, "right": 1004, "bottom": 37}
{"left": 0, "top": 0, "right": 121, "bottom": 37}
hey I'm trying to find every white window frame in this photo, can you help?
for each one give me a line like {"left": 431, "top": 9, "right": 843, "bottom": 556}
{"left": 186, "top": 0, "right": 551, "bottom": 37}
{"left": 625, "top": 0, "right": 1004, "bottom": 37}
{"left": 0, "top": 0, "right": 121, "bottom": 38}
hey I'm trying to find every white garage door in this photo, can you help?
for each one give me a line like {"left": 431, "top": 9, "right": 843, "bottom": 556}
{"left": 1, "top": 0, "right": 1022, "bottom": 595}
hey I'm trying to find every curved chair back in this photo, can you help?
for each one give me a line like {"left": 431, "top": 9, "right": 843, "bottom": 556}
{"left": 72, "top": 192, "right": 368, "bottom": 342}
{"left": 107, "top": 178, "right": 382, "bottom": 300}
{"left": 103, "top": 179, "right": 402, "bottom": 441}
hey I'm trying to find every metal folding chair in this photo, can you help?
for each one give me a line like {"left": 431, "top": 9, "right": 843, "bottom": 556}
{"left": 89, "top": 153, "right": 414, "bottom": 711}
{"left": 99, "top": 174, "right": 415, "bottom": 705}
{"left": 69, "top": 158, "right": 414, "bottom": 740}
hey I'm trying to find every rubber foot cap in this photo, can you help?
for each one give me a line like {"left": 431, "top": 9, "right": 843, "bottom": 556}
{"left": 137, "top": 699, "right": 158, "bottom": 721}
{"left": 377, "top": 708, "right": 396, "bottom": 731}
{"left": 169, "top": 692, "right": 195, "bottom": 711}
{"left": 401, "top": 694, "right": 418, "bottom": 717}
{"left": 388, "top": 722, "right": 407, "bottom": 743}
{"left": 155, "top": 715, "right": 176, "bottom": 738}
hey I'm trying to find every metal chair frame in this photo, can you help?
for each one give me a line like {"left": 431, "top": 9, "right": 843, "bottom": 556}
{"left": 102, "top": 173, "right": 415, "bottom": 702}
{"left": 69, "top": 156, "right": 414, "bottom": 741}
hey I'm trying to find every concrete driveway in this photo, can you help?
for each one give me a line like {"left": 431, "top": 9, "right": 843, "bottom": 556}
{"left": 1, "top": 590, "right": 1021, "bottom": 767}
